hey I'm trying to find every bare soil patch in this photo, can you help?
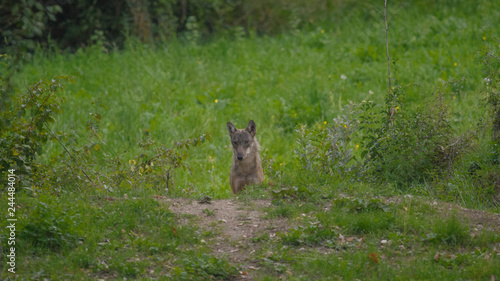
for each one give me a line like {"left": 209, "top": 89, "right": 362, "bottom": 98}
{"left": 160, "top": 198, "right": 290, "bottom": 279}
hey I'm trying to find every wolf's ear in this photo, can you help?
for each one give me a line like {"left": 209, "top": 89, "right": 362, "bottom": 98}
{"left": 246, "top": 120, "right": 256, "bottom": 137}
{"left": 227, "top": 122, "right": 237, "bottom": 135}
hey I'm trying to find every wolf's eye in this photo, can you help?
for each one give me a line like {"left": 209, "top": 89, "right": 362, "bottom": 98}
{"left": 232, "top": 141, "right": 237, "bottom": 146}
{"left": 244, "top": 141, "right": 249, "bottom": 145}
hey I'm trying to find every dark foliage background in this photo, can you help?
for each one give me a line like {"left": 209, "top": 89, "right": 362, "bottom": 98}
{"left": 1, "top": 0, "right": 363, "bottom": 51}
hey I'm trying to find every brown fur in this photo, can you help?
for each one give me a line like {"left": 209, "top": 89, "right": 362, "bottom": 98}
{"left": 227, "top": 120, "right": 265, "bottom": 194}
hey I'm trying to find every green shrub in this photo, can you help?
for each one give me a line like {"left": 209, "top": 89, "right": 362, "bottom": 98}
{"left": 478, "top": 38, "right": 500, "bottom": 141}
{"left": 293, "top": 101, "right": 362, "bottom": 180}
{"left": 0, "top": 0, "right": 61, "bottom": 52}
{"left": 367, "top": 86, "right": 464, "bottom": 185}
{"left": 294, "top": 81, "right": 470, "bottom": 187}
{"left": 0, "top": 71, "right": 73, "bottom": 187}
{"left": 103, "top": 129, "right": 212, "bottom": 193}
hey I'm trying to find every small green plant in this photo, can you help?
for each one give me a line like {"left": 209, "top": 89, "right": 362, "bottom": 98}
{"left": 108, "top": 258, "right": 142, "bottom": 278}
{"left": 270, "top": 185, "right": 311, "bottom": 199}
{"left": 202, "top": 208, "right": 215, "bottom": 216}
{"left": 348, "top": 212, "right": 395, "bottom": 234}
{"left": 325, "top": 102, "right": 364, "bottom": 178}
{"left": 479, "top": 38, "right": 500, "bottom": 141}
{"left": 122, "top": 130, "right": 212, "bottom": 192}
{"left": 279, "top": 221, "right": 338, "bottom": 247}
{"left": 266, "top": 200, "right": 296, "bottom": 218}
{"left": 18, "top": 200, "right": 80, "bottom": 251}
{"left": 169, "top": 254, "right": 239, "bottom": 280}
{"left": 294, "top": 102, "right": 363, "bottom": 180}
{"left": 294, "top": 123, "right": 327, "bottom": 173}
{"left": 423, "top": 214, "right": 469, "bottom": 246}
{"left": 261, "top": 155, "right": 284, "bottom": 184}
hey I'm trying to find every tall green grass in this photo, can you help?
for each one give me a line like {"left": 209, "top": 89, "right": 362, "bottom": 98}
{"left": 3, "top": 2, "right": 500, "bottom": 279}
{"left": 13, "top": 0, "right": 499, "bottom": 198}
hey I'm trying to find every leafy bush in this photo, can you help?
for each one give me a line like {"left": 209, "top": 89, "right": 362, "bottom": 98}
{"left": 365, "top": 84, "right": 470, "bottom": 185}
{"left": 294, "top": 81, "right": 470, "bottom": 187}
{"left": 0, "top": 0, "right": 61, "bottom": 51}
{"left": 31, "top": 125, "right": 211, "bottom": 194}
{"left": 280, "top": 221, "right": 338, "bottom": 247}
{"left": 478, "top": 39, "right": 500, "bottom": 141}
{"left": 0, "top": 68, "right": 73, "bottom": 187}
{"left": 294, "top": 101, "right": 362, "bottom": 180}
{"left": 103, "top": 130, "right": 212, "bottom": 192}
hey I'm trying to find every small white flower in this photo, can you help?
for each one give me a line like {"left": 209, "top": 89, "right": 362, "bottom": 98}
{"left": 369, "top": 90, "right": 374, "bottom": 95}
{"left": 484, "top": 77, "right": 491, "bottom": 85}
{"left": 341, "top": 74, "right": 347, "bottom": 80}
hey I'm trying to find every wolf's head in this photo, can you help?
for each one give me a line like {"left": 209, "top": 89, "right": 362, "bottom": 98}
{"left": 227, "top": 120, "right": 258, "bottom": 161}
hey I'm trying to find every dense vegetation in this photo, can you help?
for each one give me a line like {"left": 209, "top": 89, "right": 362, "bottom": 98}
{"left": 1, "top": 0, "right": 499, "bottom": 279}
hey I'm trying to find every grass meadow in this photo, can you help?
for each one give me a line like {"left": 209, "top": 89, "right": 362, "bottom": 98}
{"left": 18, "top": 1, "right": 498, "bottom": 198}
{"left": 2, "top": 0, "right": 500, "bottom": 279}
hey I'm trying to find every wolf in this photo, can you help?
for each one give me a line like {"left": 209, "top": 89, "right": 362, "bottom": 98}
{"left": 227, "top": 120, "right": 265, "bottom": 194}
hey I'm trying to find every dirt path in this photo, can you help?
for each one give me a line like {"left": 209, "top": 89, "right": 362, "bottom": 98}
{"left": 162, "top": 198, "right": 290, "bottom": 280}
{"left": 160, "top": 196, "right": 500, "bottom": 280}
